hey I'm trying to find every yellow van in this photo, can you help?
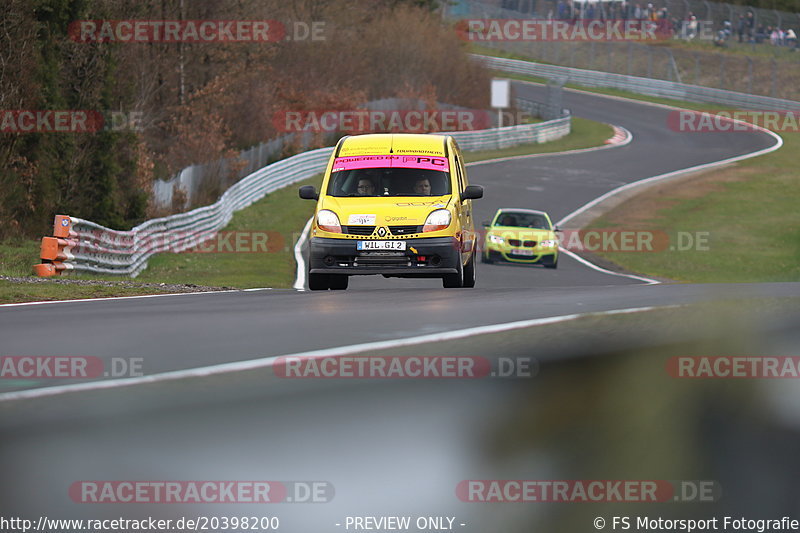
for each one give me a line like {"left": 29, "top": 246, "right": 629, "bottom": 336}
{"left": 299, "top": 133, "right": 483, "bottom": 290}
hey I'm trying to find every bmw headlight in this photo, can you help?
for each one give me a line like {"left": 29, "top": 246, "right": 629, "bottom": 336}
{"left": 488, "top": 234, "right": 505, "bottom": 244}
{"left": 539, "top": 239, "right": 557, "bottom": 248}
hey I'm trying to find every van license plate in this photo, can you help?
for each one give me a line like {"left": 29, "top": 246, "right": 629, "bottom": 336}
{"left": 358, "top": 241, "right": 406, "bottom": 251}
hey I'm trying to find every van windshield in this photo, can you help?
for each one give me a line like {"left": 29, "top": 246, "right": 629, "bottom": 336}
{"left": 327, "top": 168, "right": 451, "bottom": 197}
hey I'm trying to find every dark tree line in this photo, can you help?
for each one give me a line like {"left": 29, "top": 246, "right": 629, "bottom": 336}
{"left": 1, "top": 0, "right": 488, "bottom": 238}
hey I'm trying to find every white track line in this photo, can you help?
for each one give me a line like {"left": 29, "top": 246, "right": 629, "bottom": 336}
{"left": 558, "top": 248, "right": 659, "bottom": 285}
{"left": 293, "top": 217, "right": 314, "bottom": 290}
{"left": 0, "top": 305, "right": 668, "bottom": 403}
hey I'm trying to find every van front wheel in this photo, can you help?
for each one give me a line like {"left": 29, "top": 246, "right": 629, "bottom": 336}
{"left": 308, "top": 273, "right": 330, "bottom": 291}
{"left": 442, "top": 258, "right": 464, "bottom": 288}
{"left": 462, "top": 252, "right": 476, "bottom": 288}
{"left": 329, "top": 275, "right": 349, "bottom": 290}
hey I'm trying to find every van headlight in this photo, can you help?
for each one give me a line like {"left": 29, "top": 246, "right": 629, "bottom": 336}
{"left": 422, "top": 209, "right": 451, "bottom": 233}
{"left": 317, "top": 210, "right": 342, "bottom": 233}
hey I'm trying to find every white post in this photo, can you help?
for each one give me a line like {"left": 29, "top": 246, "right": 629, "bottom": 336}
{"left": 491, "top": 78, "right": 511, "bottom": 129}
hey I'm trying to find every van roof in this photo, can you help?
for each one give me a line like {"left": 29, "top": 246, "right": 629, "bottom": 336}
{"left": 337, "top": 133, "right": 448, "bottom": 158}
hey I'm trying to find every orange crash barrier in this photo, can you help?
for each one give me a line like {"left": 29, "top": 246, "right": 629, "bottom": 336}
{"left": 33, "top": 215, "right": 77, "bottom": 277}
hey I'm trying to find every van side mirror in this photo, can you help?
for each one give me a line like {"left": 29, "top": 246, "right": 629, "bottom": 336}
{"left": 299, "top": 186, "right": 318, "bottom": 200}
{"left": 461, "top": 185, "right": 483, "bottom": 201}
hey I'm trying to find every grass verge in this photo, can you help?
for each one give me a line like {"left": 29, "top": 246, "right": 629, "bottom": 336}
{"left": 584, "top": 136, "right": 799, "bottom": 283}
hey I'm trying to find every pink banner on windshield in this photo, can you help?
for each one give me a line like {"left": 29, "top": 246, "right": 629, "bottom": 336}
{"left": 332, "top": 154, "right": 449, "bottom": 172}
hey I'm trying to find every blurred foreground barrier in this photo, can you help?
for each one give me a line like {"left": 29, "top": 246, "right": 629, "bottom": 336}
{"left": 32, "top": 117, "right": 570, "bottom": 277}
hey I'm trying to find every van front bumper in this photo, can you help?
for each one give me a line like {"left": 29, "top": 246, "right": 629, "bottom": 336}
{"left": 308, "top": 236, "right": 461, "bottom": 276}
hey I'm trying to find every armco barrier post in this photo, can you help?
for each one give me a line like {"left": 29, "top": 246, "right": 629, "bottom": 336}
{"left": 33, "top": 215, "right": 77, "bottom": 277}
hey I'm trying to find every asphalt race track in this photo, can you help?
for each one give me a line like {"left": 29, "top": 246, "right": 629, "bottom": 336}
{"left": 1, "top": 84, "right": 799, "bottom": 533}
{"left": 0, "top": 81, "right": 786, "bottom": 385}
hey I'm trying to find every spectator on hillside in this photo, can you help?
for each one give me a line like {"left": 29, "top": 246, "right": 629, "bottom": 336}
{"left": 648, "top": 3, "right": 658, "bottom": 21}
{"left": 787, "top": 28, "right": 797, "bottom": 49}
{"left": 557, "top": 0, "right": 568, "bottom": 20}
{"left": 715, "top": 20, "right": 731, "bottom": 47}
{"left": 769, "top": 26, "right": 779, "bottom": 45}
{"left": 670, "top": 16, "right": 681, "bottom": 38}
{"left": 754, "top": 24, "right": 765, "bottom": 43}
{"left": 686, "top": 15, "right": 698, "bottom": 40}
{"left": 737, "top": 14, "right": 746, "bottom": 42}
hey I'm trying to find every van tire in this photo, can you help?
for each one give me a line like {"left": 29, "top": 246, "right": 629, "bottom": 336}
{"left": 328, "top": 275, "right": 349, "bottom": 290}
{"left": 308, "top": 273, "right": 330, "bottom": 291}
{"left": 442, "top": 258, "right": 464, "bottom": 288}
{"left": 462, "top": 251, "right": 476, "bottom": 288}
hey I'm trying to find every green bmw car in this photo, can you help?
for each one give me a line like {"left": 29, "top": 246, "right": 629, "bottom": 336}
{"left": 481, "top": 208, "right": 559, "bottom": 268}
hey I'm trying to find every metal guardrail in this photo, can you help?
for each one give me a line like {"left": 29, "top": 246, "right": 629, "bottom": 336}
{"left": 39, "top": 115, "right": 571, "bottom": 277}
{"left": 476, "top": 54, "right": 800, "bottom": 112}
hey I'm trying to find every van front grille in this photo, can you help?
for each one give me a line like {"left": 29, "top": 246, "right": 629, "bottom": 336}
{"left": 342, "top": 226, "right": 375, "bottom": 236}
{"left": 389, "top": 225, "right": 423, "bottom": 235}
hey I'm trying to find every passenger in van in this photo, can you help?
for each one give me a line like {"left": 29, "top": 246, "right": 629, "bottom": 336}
{"left": 356, "top": 177, "right": 376, "bottom": 196}
{"left": 413, "top": 177, "right": 432, "bottom": 195}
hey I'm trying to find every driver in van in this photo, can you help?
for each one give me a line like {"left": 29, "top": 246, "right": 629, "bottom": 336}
{"left": 413, "top": 177, "right": 432, "bottom": 195}
{"left": 356, "top": 177, "right": 376, "bottom": 196}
